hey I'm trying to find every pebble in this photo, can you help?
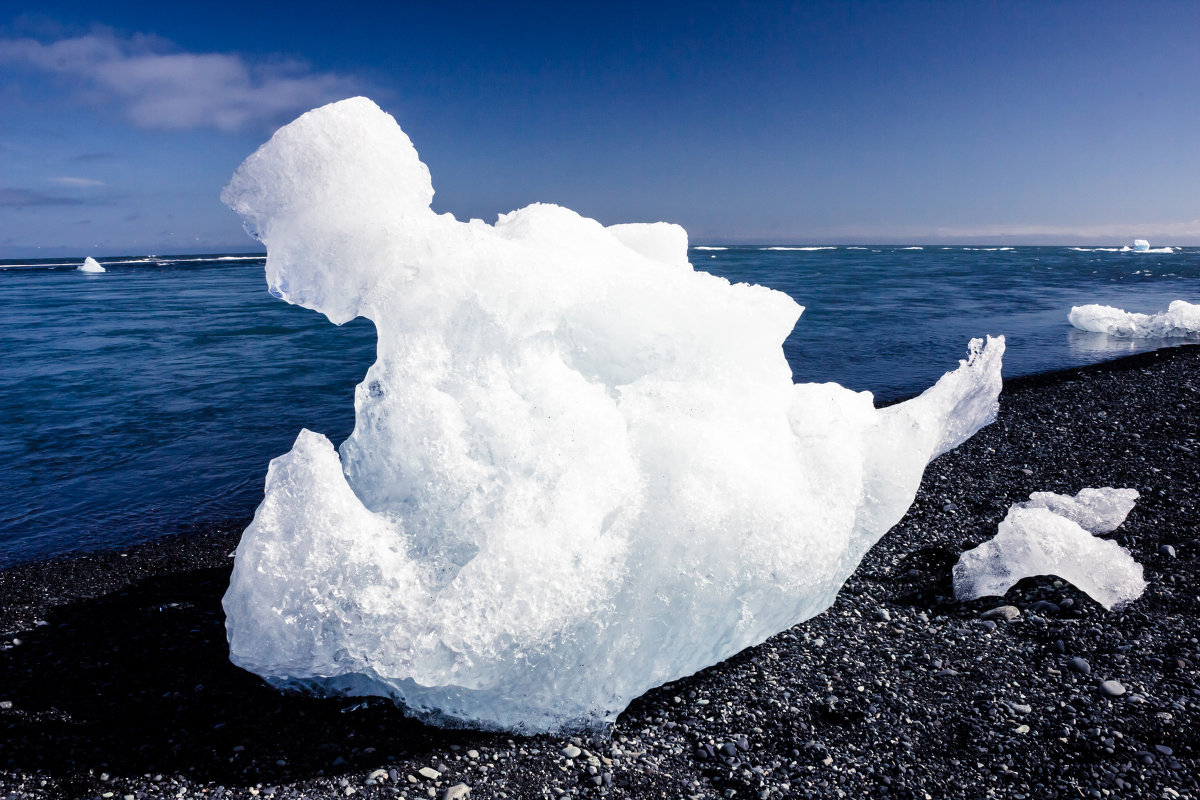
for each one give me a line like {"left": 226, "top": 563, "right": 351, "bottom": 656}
{"left": 876, "top": 608, "right": 891, "bottom": 622}
{"left": 981, "top": 605, "right": 1019, "bottom": 622}
{"left": 1067, "top": 657, "right": 1091, "bottom": 675}
{"left": 1099, "top": 680, "right": 1126, "bottom": 697}
{"left": 560, "top": 745, "right": 582, "bottom": 759}
{"left": 443, "top": 785, "right": 471, "bottom": 800}
{"left": 418, "top": 767, "right": 441, "bottom": 780}
{"left": 1160, "top": 544, "right": 1176, "bottom": 557}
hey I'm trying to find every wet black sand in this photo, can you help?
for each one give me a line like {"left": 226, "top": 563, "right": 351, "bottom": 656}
{"left": 2, "top": 345, "right": 1198, "bottom": 800}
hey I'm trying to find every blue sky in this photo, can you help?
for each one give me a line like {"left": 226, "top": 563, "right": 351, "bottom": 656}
{"left": 2, "top": 1, "right": 1199, "bottom": 256}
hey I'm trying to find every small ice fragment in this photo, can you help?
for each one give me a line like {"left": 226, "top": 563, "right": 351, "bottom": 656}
{"left": 78, "top": 257, "right": 105, "bottom": 273}
{"left": 1068, "top": 300, "right": 1200, "bottom": 338}
{"left": 1020, "top": 487, "right": 1138, "bottom": 534}
{"left": 953, "top": 488, "right": 1144, "bottom": 610}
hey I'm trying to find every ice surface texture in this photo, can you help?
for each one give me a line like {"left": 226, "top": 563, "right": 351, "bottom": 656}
{"left": 1069, "top": 300, "right": 1200, "bottom": 338}
{"left": 78, "top": 257, "right": 105, "bottom": 273}
{"left": 954, "top": 488, "right": 1144, "bottom": 610}
{"left": 221, "top": 97, "right": 1005, "bottom": 733}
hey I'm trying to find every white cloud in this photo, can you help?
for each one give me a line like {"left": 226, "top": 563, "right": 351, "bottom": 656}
{"left": 50, "top": 176, "right": 104, "bottom": 187}
{"left": 0, "top": 30, "right": 359, "bottom": 132}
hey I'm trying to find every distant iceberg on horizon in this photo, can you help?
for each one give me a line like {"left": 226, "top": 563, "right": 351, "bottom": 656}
{"left": 77, "top": 257, "right": 105, "bottom": 273}
{"left": 1121, "top": 239, "right": 1173, "bottom": 254}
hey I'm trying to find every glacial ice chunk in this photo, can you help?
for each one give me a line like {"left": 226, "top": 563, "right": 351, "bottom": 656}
{"left": 1120, "top": 239, "right": 1173, "bottom": 253}
{"left": 77, "top": 256, "right": 105, "bottom": 273}
{"left": 1069, "top": 300, "right": 1200, "bottom": 338}
{"left": 954, "top": 488, "right": 1144, "bottom": 610}
{"left": 220, "top": 97, "right": 1005, "bottom": 733}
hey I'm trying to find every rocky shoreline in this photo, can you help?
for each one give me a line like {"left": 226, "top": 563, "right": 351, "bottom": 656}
{"left": 2, "top": 345, "right": 1197, "bottom": 800}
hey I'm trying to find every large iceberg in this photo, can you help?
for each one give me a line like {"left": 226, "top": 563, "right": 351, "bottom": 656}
{"left": 954, "top": 488, "right": 1144, "bottom": 610}
{"left": 220, "top": 97, "right": 1005, "bottom": 733}
{"left": 1069, "top": 300, "right": 1200, "bottom": 338}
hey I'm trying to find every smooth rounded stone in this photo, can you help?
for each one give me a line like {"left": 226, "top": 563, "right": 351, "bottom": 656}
{"left": 876, "top": 608, "right": 891, "bottom": 622}
{"left": 466, "top": 750, "right": 479, "bottom": 760}
{"left": 560, "top": 745, "right": 581, "bottom": 759}
{"left": 1099, "top": 679, "right": 1126, "bottom": 697}
{"left": 719, "top": 742, "right": 738, "bottom": 757}
{"left": 980, "top": 605, "right": 1020, "bottom": 622}
{"left": 1067, "top": 657, "right": 1091, "bottom": 675}
{"left": 443, "top": 785, "right": 471, "bottom": 800}
{"left": 418, "top": 767, "right": 441, "bottom": 780}
{"left": 1160, "top": 544, "right": 1176, "bottom": 557}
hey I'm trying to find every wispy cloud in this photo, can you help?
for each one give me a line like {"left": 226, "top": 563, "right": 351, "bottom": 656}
{"left": 50, "top": 176, "right": 104, "bottom": 187}
{"left": 0, "top": 187, "right": 85, "bottom": 207}
{"left": 0, "top": 29, "right": 358, "bottom": 132}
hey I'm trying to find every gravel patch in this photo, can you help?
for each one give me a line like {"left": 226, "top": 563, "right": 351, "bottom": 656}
{"left": 1, "top": 345, "right": 1197, "bottom": 799}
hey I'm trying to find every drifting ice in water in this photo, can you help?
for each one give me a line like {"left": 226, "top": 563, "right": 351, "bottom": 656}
{"left": 77, "top": 257, "right": 105, "bottom": 273}
{"left": 1120, "top": 239, "right": 1173, "bottom": 254}
{"left": 220, "top": 97, "right": 1005, "bottom": 733}
{"left": 954, "top": 488, "right": 1144, "bottom": 610}
{"left": 1069, "top": 300, "right": 1200, "bottom": 338}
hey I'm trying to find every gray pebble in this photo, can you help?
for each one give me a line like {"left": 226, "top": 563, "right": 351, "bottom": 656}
{"left": 981, "top": 605, "right": 1019, "bottom": 622}
{"left": 1099, "top": 680, "right": 1126, "bottom": 697}
{"left": 560, "top": 745, "right": 581, "bottom": 759}
{"left": 876, "top": 608, "right": 891, "bottom": 622}
{"left": 443, "top": 785, "right": 470, "bottom": 800}
{"left": 1067, "top": 657, "right": 1091, "bottom": 675}
{"left": 1160, "top": 544, "right": 1176, "bottom": 557}
{"left": 418, "top": 767, "right": 441, "bottom": 780}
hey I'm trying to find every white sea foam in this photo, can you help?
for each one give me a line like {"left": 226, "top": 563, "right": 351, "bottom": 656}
{"left": 221, "top": 97, "right": 1005, "bottom": 733}
{"left": 762, "top": 246, "right": 836, "bottom": 251}
{"left": 77, "top": 257, "right": 105, "bottom": 273}
{"left": 954, "top": 488, "right": 1144, "bottom": 610}
{"left": 692, "top": 246, "right": 727, "bottom": 251}
{"left": 1069, "top": 300, "right": 1200, "bottom": 338}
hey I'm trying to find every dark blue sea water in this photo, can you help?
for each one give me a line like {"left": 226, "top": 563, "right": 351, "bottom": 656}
{"left": 2, "top": 246, "right": 1197, "bottom": 564}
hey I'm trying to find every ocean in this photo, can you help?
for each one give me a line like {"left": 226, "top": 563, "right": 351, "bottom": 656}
{"left": 1, "top": 245, "right": 1196, "bottom": 565}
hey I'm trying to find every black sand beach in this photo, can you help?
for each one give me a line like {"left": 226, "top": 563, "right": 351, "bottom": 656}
{"left": 2, "top": 345, "right": 1198, "bottom": 800}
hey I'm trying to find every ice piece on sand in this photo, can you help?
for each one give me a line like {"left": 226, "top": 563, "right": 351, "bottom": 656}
{"left": 1069, "top": 300, "right": 1200, "bottom": 338}
{"left": 77, "top": 257, "right": 105, "bottom": 273}
{"left": 954, "top": 488, "right": 1144, "bottom": 610}
{"left": 220, "top": 97, "right": 1005, "bottom": 733}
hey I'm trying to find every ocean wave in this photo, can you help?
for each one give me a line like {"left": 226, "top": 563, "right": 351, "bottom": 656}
{"left": 899, "top": 246, "right": 923, "bottom": 250}
{"left": 1120, "top": 245, "right": 1174, "bottom": 254}
{"left": 762, "top": 246, "right": 836, "bottom": 251}
{"left": 1069, "top": 300, "right": 1200, "bottom": 338}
